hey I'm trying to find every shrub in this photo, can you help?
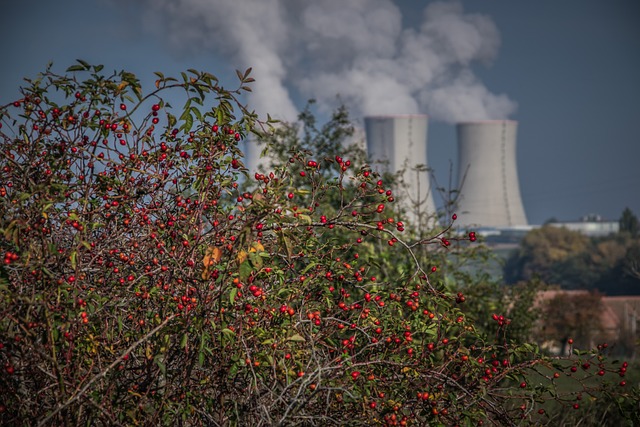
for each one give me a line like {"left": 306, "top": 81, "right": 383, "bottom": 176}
{"left": 0, "top": 62, "right": 636, "bottom": 426}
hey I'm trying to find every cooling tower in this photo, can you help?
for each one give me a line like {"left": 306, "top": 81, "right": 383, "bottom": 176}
{"left": 364, "top": 115, "right": 436, "bottom": 228}
{"left": 455, "top": 120, "right": 528, "bottom": 228}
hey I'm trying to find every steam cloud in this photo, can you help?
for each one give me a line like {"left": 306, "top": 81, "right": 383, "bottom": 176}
{"left": 127, "top": 0, "right": 516, "bottom": 123}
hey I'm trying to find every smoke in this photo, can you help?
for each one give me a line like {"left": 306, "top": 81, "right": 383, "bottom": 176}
{"left": 125, "top": 0, "right": 516, "bottom": 123}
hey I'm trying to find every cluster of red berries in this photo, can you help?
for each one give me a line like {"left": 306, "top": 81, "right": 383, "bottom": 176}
{"left": 3, "top": 251, "right": 18, "bottom": 265}
{"left": 618, "top": 361, "right": 628, "bottom": 382}
{"left": 334, "top": 156, "right": 352, "bottom": 171}
{"left": 279, "top": 304, "right": 296, "bottom": 316}
{"left": 491, "top": 313, "right": 509, "bottom": 327}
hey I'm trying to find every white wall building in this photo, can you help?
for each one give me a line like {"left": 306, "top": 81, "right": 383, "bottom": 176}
{"left": 455, "top": 120, "right": 528, "bottom": 229}
{"left": 364, "top": 115, "right": 436, "bottom": 229}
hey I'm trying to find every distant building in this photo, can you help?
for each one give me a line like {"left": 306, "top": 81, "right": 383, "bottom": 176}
{"left": 455, "top": 121, "right": 528, "bottom": 229}
{"left": 547, "top": 214, "right": 619, "bottom": 237}
{"left": 469, "top": 214, "right": 619, "bottom": 244}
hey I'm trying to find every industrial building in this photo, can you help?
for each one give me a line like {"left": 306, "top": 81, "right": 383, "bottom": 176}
{"left": 364, "top": 115, "right": 436, "bottom": 229}
{"left": 455, "top": 121, "right": 528, "bottom": 229}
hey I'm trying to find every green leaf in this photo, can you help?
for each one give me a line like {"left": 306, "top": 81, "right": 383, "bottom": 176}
{"left": 191, "top": 106, "right": 202, "bottom": 121}
{"left": 300, "top": 262, "right": 316, "bottom": 275}
{"left": 287, "top": 334, "right": 305, "bottom": 342}
{"left": 298, "top": 214, "right": 312, "bottom": 225}
{"left": 183, "top": 113, "right": 193, "bottom": 132}
{"left": 154, "top": 355, "right": 166, "bottom": 375}
{"left": 229, "top": 287, "right": 238, "bottom": 304}
{"left": 66, "top": 65, "right": 86, "bottom": 72}
{"left": 77, "top": 59, "right": 90, "bottom": 69}
{"left": 248, "top": 252, "right": 263, "bottom": 270}
{"left": 180, "top": 333, "right": 188, "bottom": 349}
{"left": 239, "top": 261, "right": 252, "bottom": 281}
{"left": 167, "top": 113, "right": 177, "bottom": 129}
{"left": 221, "top": 328, "right": 236, "bottom": 338}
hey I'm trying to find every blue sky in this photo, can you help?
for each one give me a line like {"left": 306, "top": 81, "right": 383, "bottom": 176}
{"left": 2, "top": 0, "right": 639, "bottom": 224}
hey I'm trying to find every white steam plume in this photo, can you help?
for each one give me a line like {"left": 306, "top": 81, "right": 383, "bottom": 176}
{"left": 123, "top": 0, "right": 516, "bottom": 123}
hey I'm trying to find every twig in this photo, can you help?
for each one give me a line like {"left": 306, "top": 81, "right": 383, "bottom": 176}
{"left": 38, "top": 314, "right": 177, "bottom": 427}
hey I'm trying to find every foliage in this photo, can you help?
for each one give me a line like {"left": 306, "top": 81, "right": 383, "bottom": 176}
{"left": 504, "top": 225, "right": 590, "bottom": 287}
{"left": 536, "top": 291, "right": 605, "bottom": 352}
{"left": 619, "top": 207, "right": 639, "bottom": 238}
{"left": 0, "top": 62, "right": 636, "bottom": 426}
{"left": 504, "top": 225, "right": 640, "bottom": 295}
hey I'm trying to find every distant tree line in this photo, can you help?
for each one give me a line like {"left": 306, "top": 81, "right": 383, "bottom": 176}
{"left": 504, "top": 208, "right": 640, "bottom": 295}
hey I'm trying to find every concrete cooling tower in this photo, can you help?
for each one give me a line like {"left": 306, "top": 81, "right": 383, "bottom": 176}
{"left": 455, "top": 120, "right": 528, "bottom": 228}
{"left": 364, "top": 115, "right": 436, "bottom": 228}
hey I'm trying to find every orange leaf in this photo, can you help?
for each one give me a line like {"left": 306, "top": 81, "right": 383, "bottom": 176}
{"left": 203, "top": 246, "right": 222, "bottom": 267}
{"left": 202, "top": 246, "right": 222, "bottom": 280}
{"left": 249, "top": 241, "right": 265, "bottom": 253}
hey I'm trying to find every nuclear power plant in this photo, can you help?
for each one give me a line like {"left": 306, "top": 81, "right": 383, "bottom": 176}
{"left": 245, "top": 114, "right": 529, "bottom": 231}
{"left": 364, "top": 115, "right": 436, "bottom": 228}
{"left": 362, "top": 118, "right": 528, "bottom": 230}
{"left": 455, "top": 121, "right": 528, "bottom": 228}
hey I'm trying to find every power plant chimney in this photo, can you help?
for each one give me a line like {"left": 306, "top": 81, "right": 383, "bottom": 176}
{"left": 364, "top": 115, "right": 436, "bottom": 228}
{"left": 455, "top": 120, "right": 528, "bottom": 228}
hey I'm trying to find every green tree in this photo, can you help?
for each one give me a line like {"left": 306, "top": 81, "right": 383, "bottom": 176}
{"left": 619, "top": 207, "right": 639, "bottom": 238}
{"left": 504, "top": 225, "right": 591, "bottom": 287}
{"left": 0, "top": 62, "right": 636, "bottom": 426}
{"left": 536, "top": 290, "right": 605, "bottom": 354}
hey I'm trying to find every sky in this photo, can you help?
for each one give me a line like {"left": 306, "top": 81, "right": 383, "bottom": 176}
{"left": 1, "top": 0, "right": 639, "bottom": 225}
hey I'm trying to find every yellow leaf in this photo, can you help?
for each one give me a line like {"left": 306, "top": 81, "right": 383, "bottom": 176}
{"left": 202, "top": 246, "right": 223, "bottom": 280}
{"left": 237, "top": 250, "right": 248, "bottom": 264}
{"left": 203, "top": 246, "right": 222, "bottom": 267}
{"left": 249, "top": 241, "right": 265, "bottom": 253}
